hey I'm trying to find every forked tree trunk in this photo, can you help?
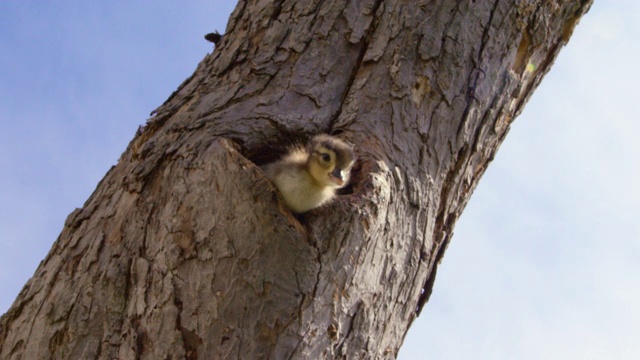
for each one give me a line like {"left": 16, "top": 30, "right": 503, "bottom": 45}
{"left": 0, "top": 1, "right": 591, "bottom": 359}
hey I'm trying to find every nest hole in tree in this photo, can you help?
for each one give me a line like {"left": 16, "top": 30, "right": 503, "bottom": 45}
{"left": 241, "top": 132, "right": 360, "bottom": 197}
{"left": 243, "top": 132, "right": 310, "bottom": 167}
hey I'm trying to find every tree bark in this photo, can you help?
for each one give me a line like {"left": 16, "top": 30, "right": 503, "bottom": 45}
{"left": 0, "top": 0, "right": 592, "bottom": 359}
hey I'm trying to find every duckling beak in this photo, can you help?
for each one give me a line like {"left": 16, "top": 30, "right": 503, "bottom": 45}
{"left": 330, "top": 168, "right": 345, "bottom": 186}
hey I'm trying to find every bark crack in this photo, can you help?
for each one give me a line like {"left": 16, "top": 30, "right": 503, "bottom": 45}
{"left": 172, "top": 274, "right": 202, "bottom": 360}
{"left": 25, "top": 265, "right": 62, "bottom": 347}
{"left": 334, "top": 300, "right": 363, "bottom": 356}
{"left": 328, "top": 0, "right": 384, "bottom": 132}
{"left": 456, "top": 0, "right": 500, "bottom": 138}
{"left": 415, "top": 143, "right": 467, "bottom": 314}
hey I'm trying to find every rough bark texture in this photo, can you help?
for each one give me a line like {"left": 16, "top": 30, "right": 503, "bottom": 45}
{"left": 0, "top": 0, "right": 592, "bottom": 359}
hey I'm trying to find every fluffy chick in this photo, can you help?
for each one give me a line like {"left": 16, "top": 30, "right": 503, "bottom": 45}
{"left": 264, "top": 135, "right": 356, "bottom": 213}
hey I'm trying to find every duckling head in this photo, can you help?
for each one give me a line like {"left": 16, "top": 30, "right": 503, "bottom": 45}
{"left": 307, "top": 135, "right": 356, "bottom": 189}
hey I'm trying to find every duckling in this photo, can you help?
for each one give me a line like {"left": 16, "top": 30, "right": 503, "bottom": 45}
{"left": 264, "top": 135, "right": 356, "bottom": 213}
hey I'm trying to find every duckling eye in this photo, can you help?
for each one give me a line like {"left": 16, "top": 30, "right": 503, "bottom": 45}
{"left": 321, "top": 153, "right": 330, "bottom": 162}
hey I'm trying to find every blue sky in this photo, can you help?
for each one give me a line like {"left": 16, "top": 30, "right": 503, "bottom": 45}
{"left": 1, "top": 2, "right": 638, "bottom": 359}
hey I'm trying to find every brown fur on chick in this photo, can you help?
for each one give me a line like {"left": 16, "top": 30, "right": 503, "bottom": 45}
{"left": 264, "top": 135, "right": 356, "bottom": 213}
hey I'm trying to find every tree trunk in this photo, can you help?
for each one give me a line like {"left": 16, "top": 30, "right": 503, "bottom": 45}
{"left": 0, "top": 1, "right": 592, "bottom": 359}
